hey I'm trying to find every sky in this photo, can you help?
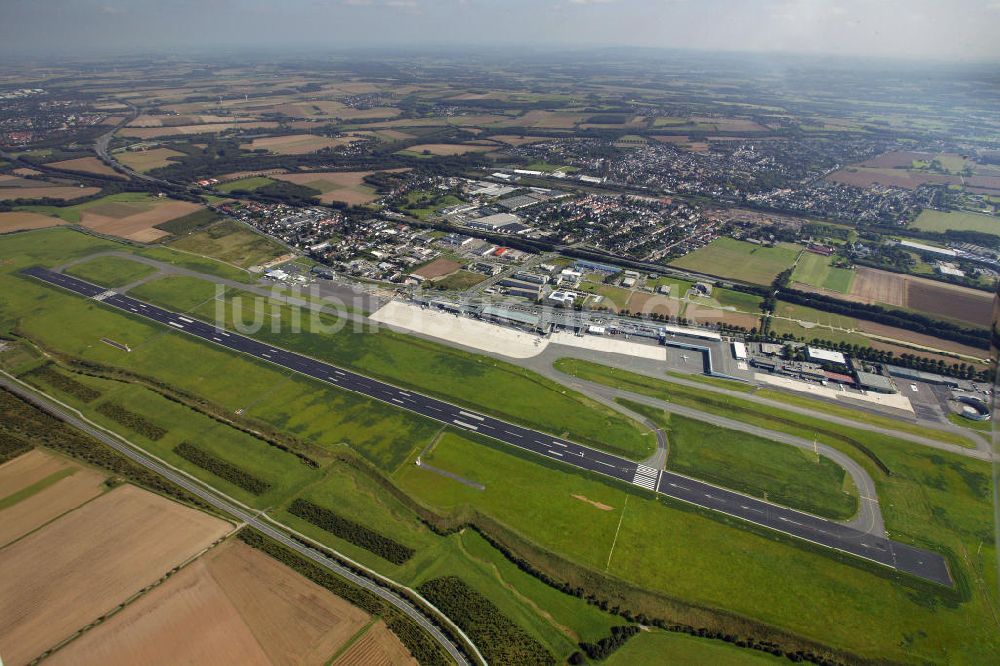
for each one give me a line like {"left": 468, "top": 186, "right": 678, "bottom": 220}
{"left": 1, "top": 0, "right": 998, "bottom": 62}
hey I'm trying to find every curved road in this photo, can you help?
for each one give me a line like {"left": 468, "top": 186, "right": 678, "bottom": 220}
{"left": 0, "top": 373, "right": 479, "bottom": 666}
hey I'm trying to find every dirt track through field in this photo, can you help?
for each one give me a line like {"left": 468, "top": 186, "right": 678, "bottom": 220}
{"left": 49, "top": 541, "right": 372, "bottom": 666}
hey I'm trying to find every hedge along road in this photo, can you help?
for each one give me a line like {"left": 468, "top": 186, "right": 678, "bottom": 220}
{"left": 0, "top": 371, "right": 482, "bottom": 666}
{"left": 23, "top": 267, "right": 953, "bottom": 587}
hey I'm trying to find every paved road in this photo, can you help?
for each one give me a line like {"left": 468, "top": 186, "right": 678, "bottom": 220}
{"left": 0, "top": 372, "right": 477, "bottom": 666}
{"left": 23, "top": 266, "right": 953, "bottom": 587}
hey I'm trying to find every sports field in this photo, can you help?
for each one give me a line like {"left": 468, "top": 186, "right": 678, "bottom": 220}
{"left": 790, "top": 252, "right": 855, "bottom": 293}
{"left": 670, "top": 238, "right": 800, "bottom": 285}
{"left": 911, "top": 209, "right": 1000, "bottom": 235}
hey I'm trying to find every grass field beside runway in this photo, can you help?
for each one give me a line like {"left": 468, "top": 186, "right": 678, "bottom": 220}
{"left": 618, "top": 400, "right": 859, "bottom": 520}
{"left": 18, "top": 365, "right": 322, "bottom": 508}
{"left": 395, "top": 426, "right": 999, "bottom": 664}
{"left": 269, "top": 453, "right": 622, "bottom": 661}
{"left": 64, "top": 256, "right": 157, "bottom": 288}
{"left": 130, "top": 276, "right": 653, "bottom": 460}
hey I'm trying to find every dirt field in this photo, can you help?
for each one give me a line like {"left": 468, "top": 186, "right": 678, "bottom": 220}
{"left": 50, "top": 541, "right": 371, "bottom": 666}
{"left": 48, "top": 157, "right": 122, "bottom": 177}
{"left": 120, "top": 122, "right": 279, "bottom": 139}
{"left": 0, "top": 185, "right": 102, "bottom": 201}
{"left": 0, "top": 485, "right": 231, "bottom": 666}
{"left": 413, "top": 257, "right": 462, "bottom": 280}
{"left": 849, "top": 267, "right": 991, "bottom": 327}
{"left": 333, "top": 620, "right": 417, "bottom": 666}
{"left": 0, "top": 450, "right": 107, "bottom": 547}
{"left": 241, "top": 133, "right": 367, "bottom": 155}
{"left": 116, "top": 148, "right": 186, "bottom": 172}
{"left": 625, "top": 292, "right": 680, "bottom": 318}
{"left": 79, "top": 199, "right": 203, "bottom": 242}
{"left": 271, "top": 169, "right": 406, "bottom": 205}
{"left": 684, "top": 303, "right": 761, "bottom": 330}
{"left": 401, "top": 143, "right": 496, "bottom": 156}
{"left": 0, "top": 211, "right": 68, "bottom": 232}
{"left": 857, "top": 321, "right": 989, "bottom": 359}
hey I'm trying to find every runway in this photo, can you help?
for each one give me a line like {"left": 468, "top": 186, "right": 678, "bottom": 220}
{"left": 23, "top": 266, "right": 952, "bottom": 586}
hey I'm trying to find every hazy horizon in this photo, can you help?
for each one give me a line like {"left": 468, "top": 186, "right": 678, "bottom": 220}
{"left": 1, "top": 0, "right": 999, "bottom": 64}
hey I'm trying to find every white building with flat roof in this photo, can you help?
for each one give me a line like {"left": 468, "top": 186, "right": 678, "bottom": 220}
{"left": 807, "top": 346, "right": 847, "bottom": 365}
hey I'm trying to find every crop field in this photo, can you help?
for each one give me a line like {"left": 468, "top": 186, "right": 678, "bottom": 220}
{"left": 860, "top": 150, "right": 934, "bottom": 168}
{"left": 624, "top": 291, "right": 680, "bottom": 317}
{"left": 0, "top": 211, "right": 68, "bottom": 232}
{"left": 431, "top": 270, "right": 486, "bottom": 291}
{"left": 0, "top": 449, "right": 108, "bottom": 547}
{"left": 19, "top": 192, "right": 204, "bottom": 243}
{"left": 167, "top": 219, "right": 287, "bottom": 268}
{"left": 48, "top": 541, "right": 376, "bottom": 666}
{"left": 397, "top": 143, "right": 496, "bottom": 157}
{"left": 0, "top": 485, "right": 230, "bottom": 666}
{"left": 412, "top": 257, "right": 462, "bottom": 280}
{"left": 332, "top": 620, "right": 417, "bottom": 666}
{"left": 47, "top": 156, "right": 122, "bottom": 178}
{"left": 491, "top": 135, "right": 552, "bottom": 145}
{"left": 670, "top": 238, "right": 800, "bottom": 285}
{"left": 270, "top": 170, "right": 404, "bottom": 204}
{"left": 115, "top": 148, "right": 186, "bottom": 172}
{"left": 790, "top": 252, "right": 855, "bottom": 293}
{"left": 911, "top": 209, "right": 1000, "bottom": 235}
{"left": 848, "top": 267, "right": 992, "bottom": 328}
{"left": 64, "top": 255, "right": 157, "bottom": 287}
{"left": 622, "top": 401, "right": 858, "bottom": 520}
{"left": 240, "top": 133, "right": 367, "bottom": 155}
{"left": 683, "top": 303, "right": 762, "bottom": 330}
{"left": 119, "top": 121, "right": 280, "bottom": 138}
{"left": 0, "top": 180, "right": 102, "bottom": 201}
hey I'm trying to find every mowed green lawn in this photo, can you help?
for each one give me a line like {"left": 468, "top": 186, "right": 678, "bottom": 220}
{"left": 15, "top": 192, "right": 158, "bottom": 224}
{"left": 129, "top": 276, "right": 653, "bottom": 459}
{"left": 620, "top": 400, "right": 858, "bottom": 519}
{"left": 670, "top": 238, "right": 801, "bottom": 286}
{"left": 790, "top": 252, "right": 855, "bottom": 293}
{"left": 912, "top": 209, "right": 1000, "bottom": 236}
{"left": 64, "top": 255, "right": 157, "bottom": 288}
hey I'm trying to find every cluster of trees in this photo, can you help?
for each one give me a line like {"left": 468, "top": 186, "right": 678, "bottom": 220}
{"left": 417, "top": 576, "right": 556, "bottom": 666}
{"left": 287, "top": 498, "right": 415, "bottom": 565}
{"left": 0, "top": 388, "right": 213, "bottom": 511}
{"left": 0, "top": 432, "right": 32, "bottom": 465}
{"left": 174, "top": 442, "right": 272, "bottom": 496}
{"left": 237, "top": 529, "right": 456, "bottom": 666}
{"left": 575, "top": 625, "right": 641, "bottom": 661}
{"left": 95, "top": 402, "right": 167, "bottom": 440}
{"left": 26, "top": 363, "right": 101, "bottom": 402}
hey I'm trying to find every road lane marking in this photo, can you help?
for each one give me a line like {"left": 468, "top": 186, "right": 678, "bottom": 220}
{"left": 178, "top": 316, "right": 193, "bottom": 323}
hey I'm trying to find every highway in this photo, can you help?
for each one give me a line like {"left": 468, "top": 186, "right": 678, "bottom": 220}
{"left": 0, "top": 372, "right": 477, "bottom": 666}
{"left": 23, "top": 266, "right": 953, "bottom": 587}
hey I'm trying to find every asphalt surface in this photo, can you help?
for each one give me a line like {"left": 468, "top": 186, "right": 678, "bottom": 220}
{"left": 0, "top": 372, "right": 476, "bottom": 666}
{"left": 23, "top": 266, "right": 953, "bottom": 587}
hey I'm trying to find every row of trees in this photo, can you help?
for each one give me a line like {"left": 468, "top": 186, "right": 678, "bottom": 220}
{"left": 288, "top": 498, "right": 415, "bottom": 565}
{"left": 174, "top": 442, "right": 272, "bottom": 496}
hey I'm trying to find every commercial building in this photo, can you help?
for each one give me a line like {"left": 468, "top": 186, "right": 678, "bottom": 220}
{"left": 807, "top": 346, "right": 847, "bottom": 365}
{"left": 854, "top": 370, "right": 897, "bottom": 394}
